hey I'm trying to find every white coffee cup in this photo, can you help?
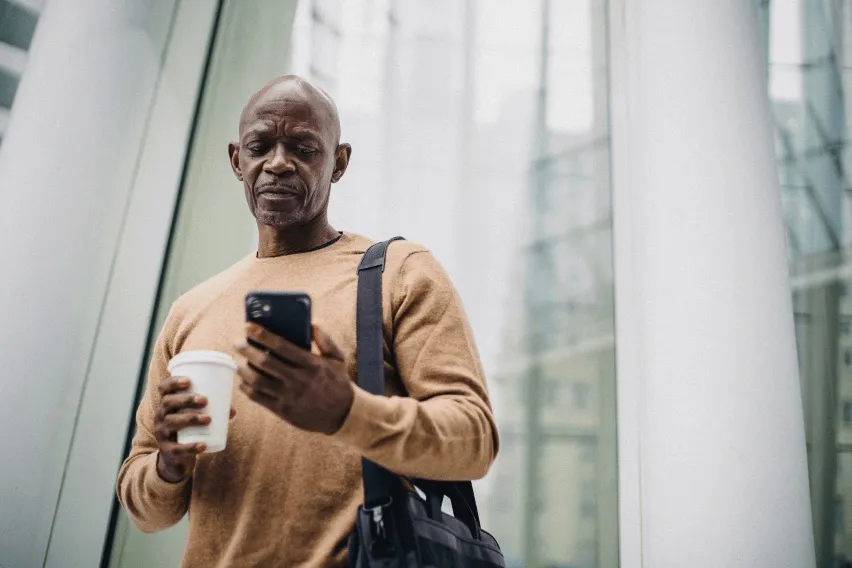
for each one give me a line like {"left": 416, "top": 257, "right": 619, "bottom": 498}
{"left": 167, "top": 350, "right": 237, "bottom": 453}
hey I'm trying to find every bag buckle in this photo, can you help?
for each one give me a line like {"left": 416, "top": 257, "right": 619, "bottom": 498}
{"left": 365, "top": 497, "right": 393, "bottom": 540}
{"left": 372, "top": 507, "right": 385, "bottom": 538}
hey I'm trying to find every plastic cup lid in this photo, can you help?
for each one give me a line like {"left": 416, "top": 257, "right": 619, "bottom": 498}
{"left": 167, "top": 350, "right": 237, "bottom": 373}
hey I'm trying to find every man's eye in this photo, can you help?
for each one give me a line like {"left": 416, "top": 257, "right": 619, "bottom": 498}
{"left": 298, "top": 147, "right": 317, "bottom": 157}
{"left": 246, "top": 144, "right": 266, "bottom": 154}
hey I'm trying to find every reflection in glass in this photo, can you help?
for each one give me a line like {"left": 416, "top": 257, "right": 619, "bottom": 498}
{"left": 768, "top": 1, "right": 852, "bottom": 567}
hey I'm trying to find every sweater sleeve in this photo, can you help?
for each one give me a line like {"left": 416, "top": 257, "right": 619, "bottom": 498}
{"left": 332, "top": 249, "right": 499, "bottom": 480}
{"left": 116, "top": 303, "right": 191, "bottom": 533}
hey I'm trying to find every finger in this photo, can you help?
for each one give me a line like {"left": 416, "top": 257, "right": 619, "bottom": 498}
{"left": 158, "top": 376, "right": 191, "bottom": 396}
{"left": 162, "top": 392, "right": 207, "bottom": 413}
{"left": 236, "top": 340, "right": 302, "bottom": 381}
{"left": 237, "top": 364, "right": 286, "bottom": 399}
{"left": 239, "top": 380, "right": 281, "bottom": 414}
{"left": 161, "top": 440, "right": 206, "bottom": 457}
{"left": 312, "top": 324, "right": 345, "bottom": 361}
{"left": 163, "top": 412, "right": 211, "bottom": 432}
{"left": 244, "top": 323, "right": 312, "bottom": 366}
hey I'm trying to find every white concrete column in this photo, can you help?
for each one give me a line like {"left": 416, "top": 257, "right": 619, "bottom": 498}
{"left": 610, "top": 1, "right": 816, "bottom": 567}
{"left": 0, "top": 1, "right": 179, "bottom": 565}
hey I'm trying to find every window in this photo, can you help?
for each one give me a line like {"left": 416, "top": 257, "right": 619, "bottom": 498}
{"left": 580, "top": 481, "right": 597, "bottom": 519}
{"left": 573, "top": 383, "right": 590, "bottom": 410}
{"left": 836, "top": 498, "right": 844, "bottom": 535}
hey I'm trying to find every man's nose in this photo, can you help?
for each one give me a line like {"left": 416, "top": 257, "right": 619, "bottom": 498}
{"left": 264, "top": 144, "right": 296, "bottom": 174}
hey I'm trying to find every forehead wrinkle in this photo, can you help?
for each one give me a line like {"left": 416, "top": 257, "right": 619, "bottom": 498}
{"left": 241, "top": 110, "right": 330, "bottom": 145}
{"left": 242, "top": 117, "right": 323, "bottom": 146}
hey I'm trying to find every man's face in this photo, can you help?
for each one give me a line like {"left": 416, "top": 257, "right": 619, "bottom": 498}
{"left": 229, "top": 83, "right": 349, "bottom": 228}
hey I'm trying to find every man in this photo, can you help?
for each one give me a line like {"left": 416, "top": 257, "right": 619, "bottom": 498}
{"left": 116, "top": 75, "right": 498, "bottom": 567}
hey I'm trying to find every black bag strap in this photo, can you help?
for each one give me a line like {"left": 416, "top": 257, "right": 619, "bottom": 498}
{"left": 356, "top": 237, "right": 482, "bottom": 534}
{"left": 413, "top": 478, "right": 480, "bottom": 535}
{"left": 356, "top": 237, "right": 405, "bottom": 509}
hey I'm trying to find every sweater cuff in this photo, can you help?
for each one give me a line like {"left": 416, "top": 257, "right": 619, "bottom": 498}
{"left": 332, "top": 385, "right": 392, "bottom": 450}
{"left": 147, "top": 452, "right": 191, "bottom": 499}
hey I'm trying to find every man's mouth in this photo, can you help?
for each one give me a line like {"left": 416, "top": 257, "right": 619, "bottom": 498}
{"left": 258, "top": 184, "right": 300, "bottom": 196}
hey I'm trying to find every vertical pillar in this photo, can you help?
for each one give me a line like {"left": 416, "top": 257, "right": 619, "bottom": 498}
{"left": 610, "top": 1, "right": 816, "bottom": 567}
{"left": 0, "top": 1, "right": 177, "bottom": 565}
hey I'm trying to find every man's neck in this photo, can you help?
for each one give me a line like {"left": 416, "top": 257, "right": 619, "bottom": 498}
{"left": 256, "top": 217, "right": 340, "bottom": 258}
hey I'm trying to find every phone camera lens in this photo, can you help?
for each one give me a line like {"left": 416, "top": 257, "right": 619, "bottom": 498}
{"left": 249, "top": 298, "right": 266, "bottom": 319}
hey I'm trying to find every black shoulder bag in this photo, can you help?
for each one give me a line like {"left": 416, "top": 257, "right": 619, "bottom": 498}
{"left": 347, "top": 237, "right": 505, "bottom": 568}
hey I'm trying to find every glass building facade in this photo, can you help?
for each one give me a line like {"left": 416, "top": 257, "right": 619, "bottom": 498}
{"left": 0, "top": 0, "right": 835, "bottom": 567}
{"left": 767, "top": 1, "right": 852, "bottom": 566}
{"left": 0, "top": 0, "right": 40, "bottom": 146}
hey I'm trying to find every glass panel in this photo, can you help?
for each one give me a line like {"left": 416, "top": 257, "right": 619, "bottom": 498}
{"left": 0, "top": 68, "right": 19, "bottom": 108}
{"left": 108, "top": 1, "right": 300, "bottom": 566}
{"left": 320, "top": 1, "right": 618, "bottom": 566}
{"left": 0, "top": 0, "right": 38, "bottom": 50}
{"left": 769, "top": 1, "right": 852, "bottom": 567}
{"left": 0, "top": 0, "right": 41, "bottom": 151}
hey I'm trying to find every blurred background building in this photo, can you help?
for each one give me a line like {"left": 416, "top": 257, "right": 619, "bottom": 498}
{"left": 0, "top": 0, "right": 838, "bottom": 567}
{"left": 0, "top": 0, "right": 40, "bottom": 146}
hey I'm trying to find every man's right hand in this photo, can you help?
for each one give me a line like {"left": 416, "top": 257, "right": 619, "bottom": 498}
{"left": 154, "top": 376, "right": 211, "bottom": 483}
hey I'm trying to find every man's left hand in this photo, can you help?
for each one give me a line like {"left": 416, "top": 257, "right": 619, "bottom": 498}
{"left": 235, "top": 322, "right": 354, "bottom": 435}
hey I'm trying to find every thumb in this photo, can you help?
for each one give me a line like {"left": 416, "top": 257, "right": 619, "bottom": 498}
{"left": 312, "top": 324, "right": 345, "bottom": 361}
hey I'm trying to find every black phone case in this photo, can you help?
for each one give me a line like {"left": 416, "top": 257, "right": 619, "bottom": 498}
{"left": 245, "top": 291, "right": 312, "bottom": 350}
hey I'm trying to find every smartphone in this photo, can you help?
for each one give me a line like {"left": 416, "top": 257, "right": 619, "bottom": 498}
{"left": 245, "top": 291, "right": 312, "bottom": 350}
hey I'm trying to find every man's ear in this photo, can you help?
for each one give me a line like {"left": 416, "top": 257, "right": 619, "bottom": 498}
{"left": 331, "top": 143, "right": 352, "bottom": 183}
{"left": 228, "top": 142, "right": 242, "bottom": 180}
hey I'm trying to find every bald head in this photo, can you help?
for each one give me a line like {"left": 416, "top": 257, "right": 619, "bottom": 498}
{"left": 239, "top": 75, "right": 341, "bottom": 146}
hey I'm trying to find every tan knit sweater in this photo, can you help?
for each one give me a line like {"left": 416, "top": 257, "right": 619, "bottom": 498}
{"left": 116, "top": 233, "right": 498, "bottom": 567}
